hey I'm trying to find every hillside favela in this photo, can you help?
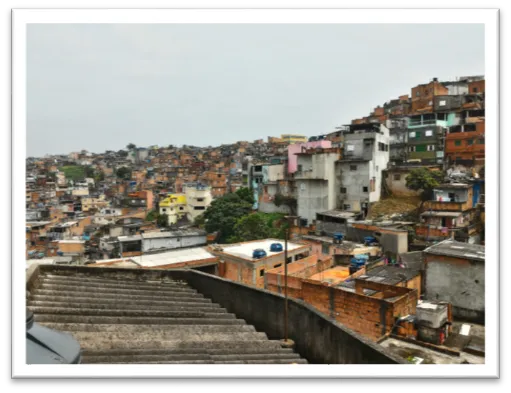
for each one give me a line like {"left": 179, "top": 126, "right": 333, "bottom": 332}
{"left": 26, "top": 76, "right": 485, "bottom": 365}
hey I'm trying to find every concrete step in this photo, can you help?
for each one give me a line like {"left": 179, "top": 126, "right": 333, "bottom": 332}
{"left": 210, "top": 353, "right": 301, "bottom": 362}
{"left": 37, "top": 282, "right": 198, "bottom": 296}
{"left": 28, "top": 298, "right": 218, "bottom": 309}
{"left": 82, "top": 352, "right": 301, "bottom": 364}
{"left": 68, "top": 331, "right": 268, "bottom": 345}
{"left": 81, "top": 347, "right": 295, "bottom": 357}
{"left": 214, "top": 359, "right": 307, "bottom": 364}
{"left": 30, "top": 292, "right": 210, "bottom": 303}
{"left": 34, "top": 314, "right": 248, "bottom": 325}
{"left": 28, "top": 301, "right": 224, "bottom": 313}
{"left": 28, "top": 306, "right": 235, "bottom": 319}
{"left": 42, "top": 273, "right": 188, "bottom": 286}
{"left": 76, "top": 335, "right": 271, "bottom": 350}
{"left": 78, "top": 339, "right": 281, "bottom": 350}
{"left": 82, "top": 354, "right": 213, "bottom": 363}
{"left": 39, "top": 323, "right": 256, "bottom": 334}
{"left": 42, "top": 274, "right": 191, "bottom": 288}
{"left": 39, "top": 277, "right": 195, "bottom": 293}
{"left": 110, "top": 361, "right": 214, "bottom": 364}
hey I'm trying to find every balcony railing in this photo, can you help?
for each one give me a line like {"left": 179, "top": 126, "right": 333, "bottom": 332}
{"left": 423, "top": 200, "right": 471, "bottom": 212}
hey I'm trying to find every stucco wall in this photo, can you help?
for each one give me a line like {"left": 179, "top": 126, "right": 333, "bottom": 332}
{"left": 424, "top": 256, "right": 484, "bottom": 323}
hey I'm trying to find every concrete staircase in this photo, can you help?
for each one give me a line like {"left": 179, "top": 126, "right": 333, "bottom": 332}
{"left": 28, "top": 271, "right": 307, "bottom": 364}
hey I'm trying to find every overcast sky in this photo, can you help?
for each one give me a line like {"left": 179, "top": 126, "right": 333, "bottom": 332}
{"left": 27, "top": 23, "right": 484, "bottom": 157}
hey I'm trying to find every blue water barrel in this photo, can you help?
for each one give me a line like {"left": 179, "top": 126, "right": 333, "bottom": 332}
{"left": 252, "top": 249, "right": 267, "bottom": 259}
{"left": 270, "top": 243, "right": 283, "bottom": 252}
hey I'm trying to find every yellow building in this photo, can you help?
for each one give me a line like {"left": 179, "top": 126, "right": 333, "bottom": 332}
{"left": 159, "top": 194, "right": 187, "bottom": 225}
{"left": 281, "top": 134, "right": 308, "bottom": 144}
{"left": 81, "top": 195, "right": 109, "bottom": 212}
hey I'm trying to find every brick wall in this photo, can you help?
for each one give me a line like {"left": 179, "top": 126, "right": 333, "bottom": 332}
{"left": 300, "top": 279, "right": 418, "bottom": 341}
{"left": 265, "top": 256, "right": 334, "bottom": 298}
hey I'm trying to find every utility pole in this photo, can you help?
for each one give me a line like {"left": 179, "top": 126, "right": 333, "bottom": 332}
{"left": 284, "top": 226, "right": 289, "bottom": 342}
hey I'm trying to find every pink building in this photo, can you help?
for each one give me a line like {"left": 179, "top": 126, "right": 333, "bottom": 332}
{"left": 287, "top": 141, "right": 332, "bottom": 173}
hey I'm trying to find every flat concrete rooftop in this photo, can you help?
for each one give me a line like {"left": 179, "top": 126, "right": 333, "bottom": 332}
{"left": 92, "top": 247, "right": 216, "bottom": 268}
{"left": 220, "top": 239, "right": 305, "bottom": 261}
{"left": 424, "top": 239, "right": 485, "bottom": 261}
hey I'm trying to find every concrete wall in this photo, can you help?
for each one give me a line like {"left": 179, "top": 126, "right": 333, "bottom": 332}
{"left": 174, "top": 269, "right": 406, "bottom": 364}
{"left": 338, "top": 161, "right": 370, "bottom": 207}
{"left": 424, "top": 256, "right": 484, "bottom": 323}
{"left": 267, "top": 164, "right": 285, "bottom": 182}
{"left": 316, "top": 220, "right": 348, "bottom": 237}
{"left": 347, "top": 225, "right": 408, "bottom": 257}
{"left": 258, "top": 201, "right": 291, "bottom": 214}
{"left": 297, "top": 179, "right": 329, "bottom": 223}
{"left": 142, "top": 235, "right": 206, "bottom": 252}
{"left": 384, "top": 170, "right": 421, "bottom": 197}
{"left": 288, "top": 141, "right": 331, "bottom": 174}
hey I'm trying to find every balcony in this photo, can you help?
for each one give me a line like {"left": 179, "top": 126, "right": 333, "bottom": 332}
{"left": 423, "top": 200, "right": 472, "bottom": 212}
{"left": 293, "top": 170, "right": 327, "bottom": 181}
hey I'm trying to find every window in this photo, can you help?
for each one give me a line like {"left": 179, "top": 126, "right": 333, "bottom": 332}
{"left": 286, "top": 257, "right": 292, "bottom": 264}
{"left": 416, "top": 91, "right": 420, "bottom": 97}
{"left": 343, "top": 204, "right": 351, "bottom": 210}
{"left": 363, "top": 186, "right": 369, "bottom": 192}
{"left": 378, "top": 142, "right": 385, "bottom": 151}
{"left": 350, "top": 165, "right": 357, "bottom": 171}
{"left": 393, "top": 174, "right": 401, "bottom": 181}
{"left": 425, "top": 130, "right": 433, "bottom": 137}
{"left": 409, "top": 132, "right": 416, "bottom": 138}
{"left": 340, "top": 187, "right": 347, "bottom": 193}
{"left": 197, "top": 198, "right": 204, "bottom": 202}
{"left": 478, "top": 138, "right": 485, "bottom": 144}
{"left": 297, "top": 165, "right": 303, "bottom": 172}
{"left": 179, "top": 206, "right": 184, "bottom": 211}
{"left": 473, "top": 87, "right": 478, "bottom": 93}
{"left": 427, "top": 145, "right": 436, "bottom": 151}
{"left": 467, "top": 139, "right": 474, "bottom": 145}
{"left": 439, "top": 100, "right": 446, "bottom": 106}
{"left": 194, "top": 206, "right": 205, "bottom": 210}
{"left": 455, "top": 140, "right": 462, "bottom": 146}
{"left": 162, "top": 208, "right": 166, "bottom": 212}
{"left": 409, "top": 146, "right": 416, "bottom": 152}
{"left": 259, "top": 269, "right": 265, "bottom": 277}
{"left": 217, "top": 174, "right": 222, "bottom": 178}
{"left": 385, "top": 144, "right": 389, "bottom": 151}
{"left": 346, "top": 144, "right": 355, "bottom": 151}
{"left": 322, "top": 244, "right": 329, "bottom": 254}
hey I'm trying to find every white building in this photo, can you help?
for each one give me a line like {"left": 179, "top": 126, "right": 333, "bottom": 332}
{"left": 184, "top": 183, "right": 212, "bottom": 222}
{"left": 295, "top": 147, "right": 341, "bottom": 225}
{"left": 337, "top": 123, "right": 390, "bottom": 213}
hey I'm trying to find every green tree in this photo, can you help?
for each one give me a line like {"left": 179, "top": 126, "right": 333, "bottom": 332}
{"left": 229, "top": 213, "right": 273, "bottom": 242}
{"left": 203, "top": 193, "right": 253, "bottom": 243}
{"left": 127, "top": 143, "right": 136, "bottom": 150}
{"left": 274, "top": 194, "right": 297, "bottom": 215}
{"left": 84, "top": 166, "right": 95, "bottom": 178}
{"left": 157, "top": 213, "right": 169, "bottom": 228}
{"left": 235, "top": 187, "right": 255, "bottom": 205}
{"left": 94, "top": 170, "right": 105, "bottom": 183}
{"left": 117, "top": 150, "right": 128, "bottom": 157}
{"left": 146, "top": 210, "right": 159, "bottom": 222}
{"left": 405, "top": 168, "right": 445, "bottom": 208}
{"left": 116, "top": 167, "right": 132, "bottom": 180}
{"left": 229, "top": 212, "right": 288, "bottom": 243}
{"left": 194, "top": 213, "right": 206, "bottom": 228}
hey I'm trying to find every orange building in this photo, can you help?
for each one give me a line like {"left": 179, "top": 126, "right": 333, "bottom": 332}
{"left": 411, "top": 79, "right": 449, "bottom": 113}
{"left": 445, "top": 121, "right": 485, "bottom": 164}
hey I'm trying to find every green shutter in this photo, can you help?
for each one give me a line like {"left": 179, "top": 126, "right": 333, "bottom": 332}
{"left": 454, "top": 140, "right": 462, "bottom": 146}
{"left": 415, "top": 144, "right": 427, "bottom": 152}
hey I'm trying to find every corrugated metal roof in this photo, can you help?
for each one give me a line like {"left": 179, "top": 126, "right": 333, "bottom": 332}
{"left": 424, "top": 239, "right": 484, "bottom": 261}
